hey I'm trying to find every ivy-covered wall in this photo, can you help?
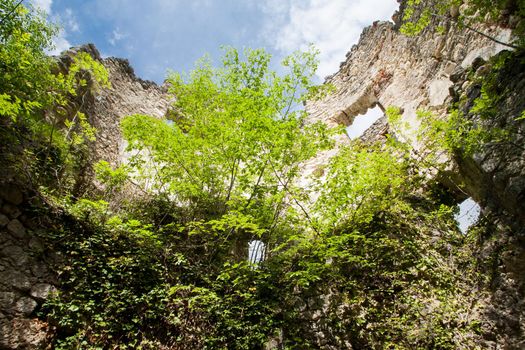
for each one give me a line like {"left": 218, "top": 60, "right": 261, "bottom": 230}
{"left": 1, "top": 0, "right": 524, "bottom": 349}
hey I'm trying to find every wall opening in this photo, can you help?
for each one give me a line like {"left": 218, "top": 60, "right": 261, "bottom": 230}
{"left": 248, "top": 240, "right": 266, "bottom": 264}
{"left": 345, "top": 105, "right": 383, "bottom": 139}
{"left": 454, "top": 197, "right": 481, "bottom": 234}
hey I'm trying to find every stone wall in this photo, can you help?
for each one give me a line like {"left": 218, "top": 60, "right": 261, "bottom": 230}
{"left": 1, "top": 1, "right": 524, "bottom": 348}
{"left": 57, "top": 44, "right": 171, "bottom": 193}
{"left": 0, "top": 183, "right": 56, "bottom": 349}
{"left": 303, "top": 2, "right": 525, "bottom": 347}
{"left": 305, "top": 7, "right": 512, "bottom": 138}
{"left": 445, "top": 50, "right": 525, "bottom": 348}
{"left": 0, "top": 45, "right": 173, "bottom": 348}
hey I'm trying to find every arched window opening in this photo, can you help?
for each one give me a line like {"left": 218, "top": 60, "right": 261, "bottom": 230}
{"left": 454, "top": 197, "right": 481, "bottom": 234}
{"left": 345, "top": 105, "right": 383, "bottom": 139}
{"left": 248, "top": 240, "right": 266, "bottom": 265}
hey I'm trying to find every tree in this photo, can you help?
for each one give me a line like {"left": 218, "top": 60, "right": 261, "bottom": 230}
{"left": 121, "top": 47, "right": 333, "bottom": 230}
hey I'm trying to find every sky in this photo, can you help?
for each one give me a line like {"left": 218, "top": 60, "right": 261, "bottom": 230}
{"left": 455, "top": 197, "right": 481, "bottom": 234}
{"left": 30, "top": 0, "right": 399, "bottom": 83}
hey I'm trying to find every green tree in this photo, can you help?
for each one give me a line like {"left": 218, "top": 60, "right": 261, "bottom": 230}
{"left": 313, "top": 141, "right": 411, "bottom": 231}
{"left": 121, "top": 47, "right": 332, "bottom": 227}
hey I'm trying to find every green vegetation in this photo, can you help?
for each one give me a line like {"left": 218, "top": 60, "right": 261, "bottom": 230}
{"left": 416, "top": 51, "right": 517, "bottom": 163}
{"left": 120, "top": 46, "right": 332, "bottom": 225}
{"left": 401, "top": 0, "right": 525, "bottom": 48}
{"left": 0, "top": 0, "right": 109, "bottom": 196}
{"left": 1, "top": 0, "right": 519, "bottom": 349}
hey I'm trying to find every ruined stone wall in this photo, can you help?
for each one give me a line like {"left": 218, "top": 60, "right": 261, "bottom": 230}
{"left": 306, "top": 10, "right": 512, "bottom": 134}
{"left": 0, "top": 45, "right": 172, "bottom": 350}
{"left": 299, "top": 8, "right": 513, "bottom": 191}
{"left": 446, "top": 51, "right": 525, "bottom": 348}
{"left": 60, "top": 44, "right": 171, "bottom": 169}
{"left": 303, "top": 3, "right": 525, "bottom": 348}
{"left": 0, "top": 183, "right": 56, "bottom": 349}
{"left": 1, "top": 1, "right": 524, "bottom": 348}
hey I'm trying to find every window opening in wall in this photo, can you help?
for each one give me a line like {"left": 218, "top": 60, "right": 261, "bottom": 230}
{"left": 248, "top": 240, "right": 266, "bottom": 265}
{"left": 454, "top": 197, "right": 481, "bottom": 234}
{"left": 345, "top": 105, "right": 383, "bottom": 139}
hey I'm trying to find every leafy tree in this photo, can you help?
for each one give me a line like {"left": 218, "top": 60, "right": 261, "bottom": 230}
{"left": 0, "top": 0, "right": 58, "bottom": 121}
{"left": 121, "top": 47, "right": 333, "bottom": 228}
{"left": 313, "top": 141, "right": 411, "bottom": 231}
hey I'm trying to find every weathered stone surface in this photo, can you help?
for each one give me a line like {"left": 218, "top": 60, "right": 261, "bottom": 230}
{"left": 2, "top": 245, "right": 29, "bottom": 266}
{"left": 0, "top": 185, "right": 23, "bottom": 205}
{"left": 0, "top": 316, "right": 50, "bottom": 349}
{"left": 305, "top": 17, "right": 511, "bottom": 146}
{"left": 60, "top": 44, "right": 171, "bottom": 170}
{"left": 30, "top": 283, "right": 56, "bottom": 301}
{"left": 0, "top": 292, "right": 16, "bottom": 309}
{"left": 0, "top": 214, "right": 9, "bottom": 227}
{"left": 2, "top": 203, "right": 21, "bottom": 219}
{"left": 28, "top": 237, "right": 44, "bottom": 253}
{"left": 14, "top": 297, "right": 37, "bottom": 316}
{"left": 428, "top": 78, "right": 453, "bottom": 106}
{"left": 7, "top": 219, "right": 26, "bottom": 239}
{"left": 0, "top": 1, "right": 521, "bottom": 349}
{"left": 0, "top": 270, "right": 32, "bottom": 291}
{"left": 360, "top": 115, "right": 389, "bottom": 144}
{"left": 449, "top": 66, "right": 465, "bottom": 83}
{"left": 300, "top": 3, "right": 523, "bottom": 349}
{"left": 0, "top": 204, "right": 55, "bottom": 349}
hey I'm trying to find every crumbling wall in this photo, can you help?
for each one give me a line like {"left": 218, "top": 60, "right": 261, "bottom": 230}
{"left": 445, "top": 50, "right": 525, "bottom": 348}
{"left": 0, "top": 44, "right": 172, "bottom": 350}
{"left": 0, "top": 183, "right": 56, "bottom": 349}
{"left": 304, "top": 2, "right": 525, "bottom": 348}
{"left": 306, "top": 10, "right": 512, "bottom": 137}
{"left": 58, "top": 44, "right": 171, "bottom": 175}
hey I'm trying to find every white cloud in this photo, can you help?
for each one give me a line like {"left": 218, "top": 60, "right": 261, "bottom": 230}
{"left": 47, "top": 29, "right": 72, "bottom": 55}
{"left": 63, "top": 8, "right": 80, "bottom": 32}
{"left": 259, "top": 0, "right": 398, "bottom": 79}
{"left": 31, "top": 0, "right": 73, "bottom": 55}
{"left": 31, "top": 0, "right": 52, "bottom": 14}
{"left": 108, "top": 28, "right": 127, "bottom": 46}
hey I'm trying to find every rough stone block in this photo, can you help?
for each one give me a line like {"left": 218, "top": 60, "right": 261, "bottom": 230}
{"left": 449, "top": 66, "right": 465, "bottom": 83}
{"left": 7, "top": 219, "right": 26, "bottom": 239}
{"left": 30, "top": 283, "right": 56, "bottom": 301}
{"left": 428, "top": 78, "right": 453, "bottom": 106}
{"left": 14, "top": 297, "right": 37, "bottom": 316}
{"left": 0, "top": 291, "right": 16, "bottom": 309}
{"left": 0, "top": 214, "right": 9, "bottom": 227}
{"left": 0, "top": 185, "right": 23, "bottom": 205}
{"left": 28, "top": 237, "right": 45, "bottom": 253}
{"left": 0, "top": 316, "right": 49, "bottom": 349}
{"left": 2, "top": 203, "right": 21, "bottom": 219}
{"left": 2, "top": 245, "right": 29, "bottom": 266}
{"left": 0, "top": 270, "right": 32, "bottom": 291}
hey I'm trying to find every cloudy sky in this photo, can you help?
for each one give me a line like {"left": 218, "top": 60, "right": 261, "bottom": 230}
{"left": 31, "top": 0, "right": 398, "bottom": 83}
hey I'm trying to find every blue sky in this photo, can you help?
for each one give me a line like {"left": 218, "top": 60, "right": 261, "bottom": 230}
{"left": 31, "top": 0, "right": 398, "bottom": 83}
